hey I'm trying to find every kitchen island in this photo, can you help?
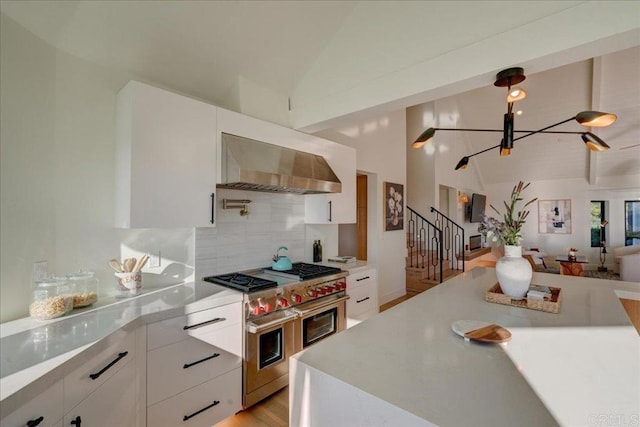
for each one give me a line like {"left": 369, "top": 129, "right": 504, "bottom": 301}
{"left": 290, "top": 267, "right": 640, "bottom": 427}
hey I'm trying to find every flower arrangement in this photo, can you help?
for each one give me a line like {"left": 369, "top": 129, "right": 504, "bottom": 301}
{"left": 478, "top": 181, "right": 537, "bottom": 246}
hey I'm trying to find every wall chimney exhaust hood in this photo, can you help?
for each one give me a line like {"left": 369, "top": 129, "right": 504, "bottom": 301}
{"left": 217, "top": 133, "right": 342, "bottom": 194}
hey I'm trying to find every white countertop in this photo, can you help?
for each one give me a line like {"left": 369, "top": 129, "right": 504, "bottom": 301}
{"left": 293, "top": 267, "right": 640, "bottom": 426}
{"left": 321, "top": 260, "right": 374, "bottom": 274}
{"left": 0, "top": 280, "right": 242, "bottom": 409}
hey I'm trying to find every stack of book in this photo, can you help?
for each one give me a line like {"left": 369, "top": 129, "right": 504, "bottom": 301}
{"left": 527, "top": 284, "right": 551, "bottom": 301}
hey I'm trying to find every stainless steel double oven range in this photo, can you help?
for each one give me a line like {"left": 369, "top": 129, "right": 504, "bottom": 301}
{"left": 204, "top": 262, "right": 349, "bottom": 408}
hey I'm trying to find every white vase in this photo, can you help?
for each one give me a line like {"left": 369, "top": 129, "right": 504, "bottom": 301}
{"left": 496, "top": 245, "right": 532, "bottom": 300}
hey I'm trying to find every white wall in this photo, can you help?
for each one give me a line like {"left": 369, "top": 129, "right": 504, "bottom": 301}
{"left": 315, "top": 110, "right": 407, "bottom": 304}
{"left": 483, "top": 179, "right": 640, "bottom": 271}
{"left": 406, "top": 98, "right": 489, "bottom": 246}
{"left": 0, "top": 15, "right": 195, "bottom": 322}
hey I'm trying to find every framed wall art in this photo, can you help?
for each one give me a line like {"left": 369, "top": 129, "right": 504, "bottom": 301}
{"left": 384, "top": 182, "right": 404, "bottom": 231}
{"left": 538, "top": 199, "right": 572, "bottom": 234}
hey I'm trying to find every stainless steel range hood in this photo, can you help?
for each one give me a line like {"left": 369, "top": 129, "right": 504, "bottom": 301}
{"left": 218, "top": 133, "right": 342, "bottom": 194}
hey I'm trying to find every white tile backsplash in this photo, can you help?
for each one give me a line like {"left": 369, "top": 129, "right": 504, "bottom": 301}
{"left": 195, "top": 189, "right": 307, "bottom": 278}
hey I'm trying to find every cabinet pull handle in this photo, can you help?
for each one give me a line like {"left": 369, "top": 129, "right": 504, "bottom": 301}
{"left": 89, "top": 351, "right": 128, "bottom": 380}
{"left": 210, "top": 193, "right": 215, "bottom": 224}
{"left": 70, "top": 416, "right": 81, "bottom": 426}
{"left": 328, "top": 200, "right": 332, "bottom": 222}
{"left": 183, "top": 400, "right": 220, "bottom": 421}
{"left": 356, "top": 296, "right": 370, "bottom": 303}
{"left": 27, "top": 416, "right": 44, "bottom": 427}
{"left": 356, "top": 276, "right": 370, "bottom": 281}
{"left": 183, "top": 353, "right": 220, "bottom": 369}
{"left": 183, "top": 317, "right": 226, "bottom": 330}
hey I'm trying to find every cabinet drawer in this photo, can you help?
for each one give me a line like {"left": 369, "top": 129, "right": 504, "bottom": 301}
{"left": 347, "top": 269, "right": 377, "bottom": 290}
{"left": 64, "top": 359, "right": 137, "bottom": 427}
{"left": 147, "top": 336, "right": 241, "bottom": 406}
{"left": 347, "top": 283, "right": 377, "bottom": 317}
{"left": 147, "top": 302, "right": 241, "bottom": 351}
{"left": 1, "top": 379, "right": 63, "bottom": 427}
{"left": 64, "top": 331, "right": 135, "bottom": 412}
{"left": 147, "top": 367, "right": 241, "bottom": 427}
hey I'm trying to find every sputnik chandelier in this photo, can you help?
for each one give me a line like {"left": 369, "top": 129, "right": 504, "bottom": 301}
{"left": 411, "top": 67, "right": 617, "bottom": 170}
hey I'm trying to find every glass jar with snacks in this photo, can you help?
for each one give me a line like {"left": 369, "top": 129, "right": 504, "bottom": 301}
{"left": 30, "top": 277, "right": 73, "bottom": 320}
{"left": 66, "top": 271, "right": 99, "bottom": 308}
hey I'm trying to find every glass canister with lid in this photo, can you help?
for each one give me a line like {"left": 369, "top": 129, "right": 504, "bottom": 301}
{"left": 66, "top": 271, "right": 99, "bottom": 308}
{"left": 29, "top": 277, "right": 73, "bottom": 320}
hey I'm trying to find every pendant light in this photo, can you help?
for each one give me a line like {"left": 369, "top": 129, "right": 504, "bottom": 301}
{"left": 412, "top": 67, "right": 617, "bottom": 170}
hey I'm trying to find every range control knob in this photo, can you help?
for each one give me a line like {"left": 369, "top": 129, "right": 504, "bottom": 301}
{"left": 318, "top": 287, "right": 326, "bottom": 295}
{"left": 277, "top": 297, "right": 289, "bottom": 308}
{"left": 308, "top": 289, "right": 318, "bottom": 298}
{"left": 291, "top": 293, "right": 303, "bottom": 304}
{"left": 337, "top": 281, "right": 346, "bottom": 290}
{"left": 258, "top": 298, "right": 272, "bottom": 314}
{"left": 248, "top": 302, "right": 261, "bottom": 316}
{"left": 325, "top": 285, "right": 335, "bottom": 293}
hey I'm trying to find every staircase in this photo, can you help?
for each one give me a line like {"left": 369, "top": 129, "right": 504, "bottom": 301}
{"left": 406, "top": 206, "right": 465, "bottom": 295}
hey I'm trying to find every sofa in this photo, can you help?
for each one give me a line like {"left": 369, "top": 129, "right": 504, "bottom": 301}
{"left": 620, "top": 252, "right": 640, "bottom": 282}
{"left": 613, "top": 245, "right": 640, "bottom": 275}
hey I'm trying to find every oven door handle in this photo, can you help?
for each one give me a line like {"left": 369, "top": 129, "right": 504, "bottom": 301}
{"left": 293, "top": 294, "right": 350, "bottom": 316}
{"left": 246, "top": 311, "right": 298, "bottom": 334}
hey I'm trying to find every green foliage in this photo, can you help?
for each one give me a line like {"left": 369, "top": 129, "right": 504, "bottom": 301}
{"left": 488, "top": 181, "right": 537, "bottom": 246}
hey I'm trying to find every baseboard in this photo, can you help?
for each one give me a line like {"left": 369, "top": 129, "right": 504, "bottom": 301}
{"left": 379, "top": 288, "right": 406, "bottom": 306}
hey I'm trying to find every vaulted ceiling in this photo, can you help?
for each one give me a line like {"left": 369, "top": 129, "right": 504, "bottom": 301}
{"left": 1, "top": 1, "right": 639, "bottom": 185}
{"left": 428, "top": 50, "right": 640, "bottom": 185}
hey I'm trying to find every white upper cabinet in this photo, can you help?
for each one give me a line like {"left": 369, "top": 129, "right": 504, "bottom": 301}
{"left": 304, "top": 142, "right": 356, "bottom": 224}
{"left": 115, "top": 81, "right": 217, "bottom": 228}
{"left": 217, "top": 107, "right": 356, "bottom": 224}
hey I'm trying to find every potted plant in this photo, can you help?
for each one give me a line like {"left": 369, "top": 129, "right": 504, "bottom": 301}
{"left": 479, "top": 181, "right": 537, "bottom": 299}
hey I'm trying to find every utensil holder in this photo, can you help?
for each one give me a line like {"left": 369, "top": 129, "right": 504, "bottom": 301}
{"left": 115, "top": 272, "right": 142, "bottom": 298}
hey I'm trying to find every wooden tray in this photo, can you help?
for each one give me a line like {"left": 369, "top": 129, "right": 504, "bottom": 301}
{"left": 485, "top": 283, "right": 562, "bottom": 314}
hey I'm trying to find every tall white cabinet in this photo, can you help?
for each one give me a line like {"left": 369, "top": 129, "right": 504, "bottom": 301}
{"left": 115, "top": 81, "right": 217, "bottom": 228}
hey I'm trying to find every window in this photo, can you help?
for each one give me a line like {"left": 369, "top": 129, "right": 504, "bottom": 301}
{"left": 625, "top": 200, "right": 640, "bottom": 246}
{"left": 590, "top": 201, "right": 606, "bottom": 247}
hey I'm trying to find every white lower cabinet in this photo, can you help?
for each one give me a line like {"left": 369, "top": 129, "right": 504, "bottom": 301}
{"left": 0, "top": 378, "right": 64, "bottom": 427}
{"left": 346, "top": 268, "right": 379, "bottom": 328}
{"left": 64, "top": 331, "right": 136, "bottom": 412}
{"left": 147, "top": 336, "right": 241, "bottom": 406}
{"left": 145, "top": 302, "right": 242, "bottom": 426}
{"left": 63, "top": 359, "right": 137, "bottom": 427}
{"left": 147, "top": 368, "right": 241, "bottom": 427}
{"left": 147, "top": 303, "right": 242, "bottom": 355}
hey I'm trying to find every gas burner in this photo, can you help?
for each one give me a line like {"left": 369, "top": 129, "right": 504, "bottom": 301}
{"left": 265, "top": 262, "right": 342, "bottom": 280}
{"left": 203, "top": 273, "right": 277, "bottom": 293}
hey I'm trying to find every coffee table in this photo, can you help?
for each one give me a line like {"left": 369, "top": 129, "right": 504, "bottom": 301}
{"left": 555, "top": 255, "right": 588, "bottom": 276}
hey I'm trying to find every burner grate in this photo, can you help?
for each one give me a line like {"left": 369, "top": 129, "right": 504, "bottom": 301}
{"left": 203, "top": 273, "right": 277, "bottom": 293}
{"left": 266, "top": 262, "right": 342, "bottom": 280}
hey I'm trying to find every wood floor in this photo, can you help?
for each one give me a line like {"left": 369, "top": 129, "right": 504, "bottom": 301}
{"left": 214, "top": 386, "right": 288, "bottom": 427}
{"left": 215, "top": 293, "right": 640, "bottom": 427}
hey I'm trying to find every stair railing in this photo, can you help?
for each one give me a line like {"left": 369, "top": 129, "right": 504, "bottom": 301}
{"left": 407, "top": 206, "right": 443, "bottom": 283}
{"left": 430, "top": 206, "right": 465, "bottom": 273}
